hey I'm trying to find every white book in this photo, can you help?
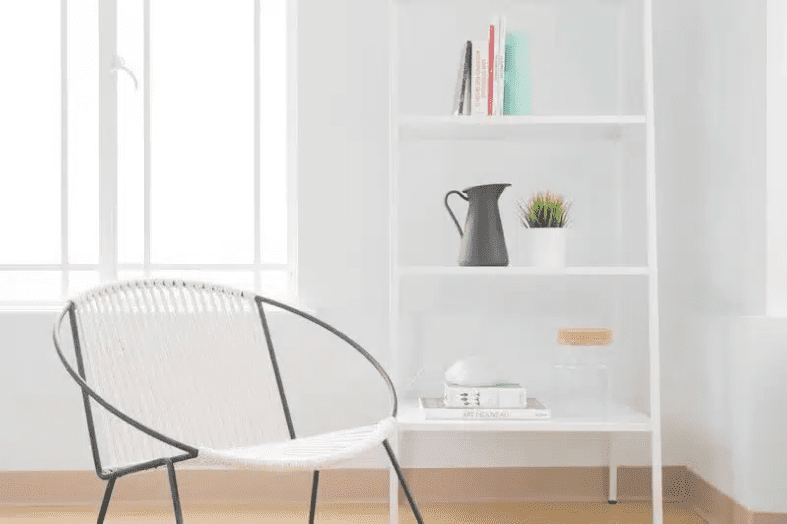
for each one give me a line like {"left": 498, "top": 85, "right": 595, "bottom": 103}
{"left": 471, "top": 38, "right": 488, "bottom": 116}
{"left": 444, "top": 381, "right": 527, "bottom": 408}
{"left": 419, "top": 397, "right": 551, "bottom": 420}
{"left": 496, "top": 15, "right": 507, "bottom": 115}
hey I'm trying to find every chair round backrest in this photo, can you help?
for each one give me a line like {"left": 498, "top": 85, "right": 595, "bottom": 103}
{"left": 60, "top": 280, "right": 293, "bottom": 471}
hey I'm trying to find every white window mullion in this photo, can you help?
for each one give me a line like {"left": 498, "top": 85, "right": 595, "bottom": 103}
{"left": 117, "top": 263, "right": 287, "bottom": 272}
{"left": 143, "top": 0, "right": 151, "bottom": 279}
{"left": 98, "top": 0, "right": 118, "bottom": 282}
{"left": 61, "top": 0, "right": 69, "bottom": 298}
{"left": 0, "top": 264, "right": 100, "bottom": 271}
{"left": 287, "top": 0, "right": 298, "bottom": 301}
{"left": 254, "top": 0, "right": 262, "bottom": 292}
{"left": 259, "top": 0, "right": 291, "bottom": 300}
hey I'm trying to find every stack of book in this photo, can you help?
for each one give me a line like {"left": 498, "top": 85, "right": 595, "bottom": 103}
{"left": 419, "top": 382, "right": 551, "bottom": 420}
{"left": 453, "top": 15, "right": 521, "bottom": 117}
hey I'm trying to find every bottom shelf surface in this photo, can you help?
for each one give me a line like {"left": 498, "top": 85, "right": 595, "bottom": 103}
{"left": 397, "top": 398, "right": 652, "bottom": 432}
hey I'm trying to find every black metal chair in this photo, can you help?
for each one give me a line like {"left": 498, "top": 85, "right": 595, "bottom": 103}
{"left": 52, "top": 279, "right": 423, "bottom": 524}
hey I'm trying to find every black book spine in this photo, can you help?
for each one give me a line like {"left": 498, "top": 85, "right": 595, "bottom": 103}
{"left": 459, "top": 41, "right": 472, "bottom": 115}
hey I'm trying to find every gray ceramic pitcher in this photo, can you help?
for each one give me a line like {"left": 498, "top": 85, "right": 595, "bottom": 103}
{"left": 444, "top": 183, "right": 511, "bottom": 266}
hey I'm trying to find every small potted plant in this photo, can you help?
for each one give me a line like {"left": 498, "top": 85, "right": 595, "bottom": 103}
{"left": 515, "top": 191, "right": 573, "bottom": 267}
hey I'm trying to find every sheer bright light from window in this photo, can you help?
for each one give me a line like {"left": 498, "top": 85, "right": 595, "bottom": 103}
{"left": 67, "top": 1, "right": 100, "bottom": 264}
{"left": 150, "top": 2, "right": 255, "bottom": 264}
{"left": 0, "top": 5, "right": 61, "bottom": 265}
{"left": 261, "top": 1, "right": 288, "bottom": 264}
{"left": 0, "top": 0, "right": 293, "bottom": 306}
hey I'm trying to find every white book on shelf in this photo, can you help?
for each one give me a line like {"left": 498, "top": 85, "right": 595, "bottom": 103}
{"left": 419, "top": 397, "right": 551, "bottom": 420}
{"left": 471, "top": 38, "right": 488, "bottom": 116}
{"left": 496, "top": 15, "right": 507, "bottom": 116}
{"left": 444, "top": 381, "right": 527, "bottom": 408}
{"left": 487, "top": 21, "right": 496, "bottom": 117}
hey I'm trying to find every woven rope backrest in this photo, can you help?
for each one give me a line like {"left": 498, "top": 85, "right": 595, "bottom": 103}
{"left": 70, "top": 279, "right": 291, "bottom": 471}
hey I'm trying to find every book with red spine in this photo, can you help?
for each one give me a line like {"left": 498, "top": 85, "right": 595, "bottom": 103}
{"left": 487, "top": 23, "right": 495, "bottom": 115}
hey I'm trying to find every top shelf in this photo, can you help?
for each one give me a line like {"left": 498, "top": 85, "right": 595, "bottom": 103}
{"left": 398, "top": 115, "right": 646, "bottom": 141}
{"left": 393, "top": 0, "right": 629, "bottom": 4}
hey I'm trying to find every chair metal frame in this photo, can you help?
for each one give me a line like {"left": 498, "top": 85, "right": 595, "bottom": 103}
{"left": 52, "top": 279, "right": 424, "bottom": 524}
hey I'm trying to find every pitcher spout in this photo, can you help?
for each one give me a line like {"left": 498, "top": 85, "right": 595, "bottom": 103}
{"left": 463, "top": 183, "right": 512, "bottom": 199}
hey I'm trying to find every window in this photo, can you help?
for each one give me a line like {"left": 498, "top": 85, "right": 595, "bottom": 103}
{"left": 0, "top": 0, "right": 295, "bottom": 308}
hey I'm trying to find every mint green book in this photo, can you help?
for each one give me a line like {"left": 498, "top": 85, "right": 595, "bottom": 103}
{"left": 504, "top": 32, "right": 532, "bottom": 115}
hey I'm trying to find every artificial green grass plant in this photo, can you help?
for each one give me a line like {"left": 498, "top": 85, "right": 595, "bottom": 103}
{"left": 517, "top": 191, "right": 573, "bottom": 228}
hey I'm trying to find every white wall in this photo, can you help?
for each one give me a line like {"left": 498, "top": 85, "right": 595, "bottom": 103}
{"left": 651, "top": 0, "right": 705, "bottom": 477}
{"left": 655, "top": 0, "right": 787, "bottom": 514}
{"left": 731, "top": 317, "right": 787, "bottom": 512}
{"left": 689, "top": 0, "right": 777, "bottom": 513}
{"left": 0, "top": 311, "right": 95, "bottom": 470}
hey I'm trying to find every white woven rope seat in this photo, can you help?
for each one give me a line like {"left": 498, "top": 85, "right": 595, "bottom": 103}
{"left": 52, "top": 279, "right": 424, "bottom": 524}
{"left": 195, "top": 416, "right": 396, "bottom": 471}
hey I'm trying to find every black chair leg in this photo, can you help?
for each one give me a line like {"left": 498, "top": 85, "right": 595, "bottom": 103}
{"left": 382, "top": 439, "right": 424, "bottom": 524}
{"left": 308, "top": 470, "right": 320, "bottom": 524}
{"left": 165, "top": 458, "right": 184, "bottom": 524}
{"left": 96, "top": 475, "right": 117, "bottom": 524}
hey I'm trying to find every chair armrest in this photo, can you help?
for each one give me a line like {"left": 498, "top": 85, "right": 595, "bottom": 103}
{"left": 53, "top": 303, "right": 199, "bottom": 457}
{"left": 256, "top": 296, "right": 399, "bottom": 418}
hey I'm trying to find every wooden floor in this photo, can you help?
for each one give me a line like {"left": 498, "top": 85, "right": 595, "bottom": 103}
{"left": 0, "top": 502, "right": 705, "bottom": 523}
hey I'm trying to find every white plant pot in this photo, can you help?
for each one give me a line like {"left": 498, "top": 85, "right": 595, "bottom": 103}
{"left": 519, "top": 228, "right": 567, "bottom": 267}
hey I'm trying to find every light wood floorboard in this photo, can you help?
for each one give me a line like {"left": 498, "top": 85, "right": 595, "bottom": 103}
{"left": 0, "top": 502, "right": 705, "bottom": 523}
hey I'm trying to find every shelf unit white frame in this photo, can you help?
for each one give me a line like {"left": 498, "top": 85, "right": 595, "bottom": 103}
{"left": 387, "top": 1, "right": 662, "bottom": 523}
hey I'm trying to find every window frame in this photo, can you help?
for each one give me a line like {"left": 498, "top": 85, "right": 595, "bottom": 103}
{"left": 0, "top": 0, "right": 297, "bottom": 310}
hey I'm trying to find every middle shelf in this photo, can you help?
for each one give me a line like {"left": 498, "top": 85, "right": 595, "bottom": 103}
{"left": 398, "top": 265, "right": 650, "bottom": 277}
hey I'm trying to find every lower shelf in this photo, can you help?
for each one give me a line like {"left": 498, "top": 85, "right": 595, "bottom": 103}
{"left": 396, "top": 398, "right": 652, "bottom": 433}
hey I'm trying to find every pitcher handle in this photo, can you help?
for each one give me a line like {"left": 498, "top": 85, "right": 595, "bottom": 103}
{"left": 444, "top": 190, "right": 469, "bottom": 237}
